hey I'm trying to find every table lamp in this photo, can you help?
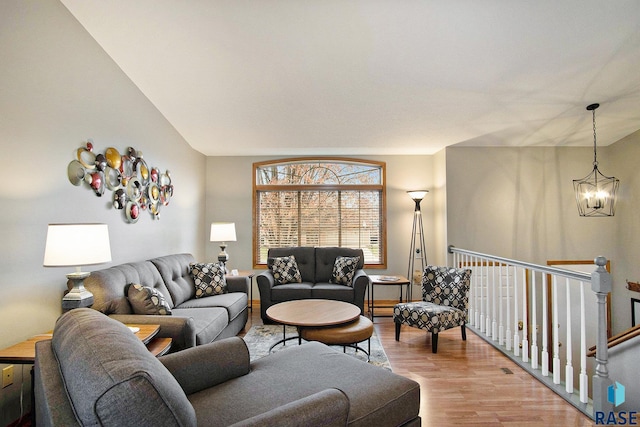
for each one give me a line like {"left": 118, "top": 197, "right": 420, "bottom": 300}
{"left": 43, "top": 223, "right": 112, "bottom": 309}
{"left": 210, "top": 222, "right": 236, "bottom": 271}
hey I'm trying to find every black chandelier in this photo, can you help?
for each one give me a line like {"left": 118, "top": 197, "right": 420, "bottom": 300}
{"left": 572, "top": 103, "right": 619, "bottom": 217}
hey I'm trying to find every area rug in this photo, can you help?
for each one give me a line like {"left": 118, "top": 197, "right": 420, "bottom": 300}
{"left": 243, "top": 324, "right": 392, "bottom": 371}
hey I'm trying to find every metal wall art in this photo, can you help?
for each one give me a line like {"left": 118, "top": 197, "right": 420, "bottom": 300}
{"left": 67, "top": 140, "right": 174, "bottom": 223}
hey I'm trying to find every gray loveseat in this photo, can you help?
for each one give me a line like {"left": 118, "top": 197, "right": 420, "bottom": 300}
{"left": 84, "top": 253, "right": 248, "bottom": 351}
{"left": 256, "top": 247, "right": 370, "bottom": 322}
{"left": 34, "top": 309, "right": 421, "bottom": 426}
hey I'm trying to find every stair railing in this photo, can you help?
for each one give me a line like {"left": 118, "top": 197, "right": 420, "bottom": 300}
{"left": 448, "top": 245, "right": 613, "bottom": 418}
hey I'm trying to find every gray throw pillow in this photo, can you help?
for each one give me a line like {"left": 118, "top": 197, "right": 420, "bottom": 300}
{"left": 127, "top": 283, "right": 172, "bottom": 315}
{"left": 330, "top": 256, "right": 360, "bottom": 286}
{"left": 189, "top": 262, "right": 227, "bottom": 298}
{"left": 269, "top": 255, "right": 302, "bottom": 285}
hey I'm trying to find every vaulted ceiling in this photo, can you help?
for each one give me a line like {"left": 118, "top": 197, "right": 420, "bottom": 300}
{"left": 60, "top": 1, "right": 640, "bottom": 156}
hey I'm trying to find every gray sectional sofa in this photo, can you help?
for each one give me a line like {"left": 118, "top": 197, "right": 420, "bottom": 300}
{"left": 34, "top": 308, "right": 421, "bottom": 426}
{"left": 84, "top": 253, "right": 249, "bottom": 351}
{"left": 256, "top": 247, "right": 370, "bottom": 322}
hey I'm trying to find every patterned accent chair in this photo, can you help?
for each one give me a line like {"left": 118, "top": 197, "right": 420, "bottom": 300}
{"left": 393, "top": 265, "right": 472, "bottom": 353}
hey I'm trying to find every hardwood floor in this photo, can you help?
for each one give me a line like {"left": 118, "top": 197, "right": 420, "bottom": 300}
{"left": 246, "top": 306, "right": 595, "bottom": 426}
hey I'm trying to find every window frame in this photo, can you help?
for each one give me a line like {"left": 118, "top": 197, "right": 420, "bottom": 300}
{"left": 252, "top": 157, "right": 387, "bottom": 269}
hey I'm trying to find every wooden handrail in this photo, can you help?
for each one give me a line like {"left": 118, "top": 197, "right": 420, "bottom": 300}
{"left": 587, "top": 324, "right": 640, "bottom": 357}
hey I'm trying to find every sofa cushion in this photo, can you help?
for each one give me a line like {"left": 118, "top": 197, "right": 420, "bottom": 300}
{"left": 315, "top": 247, "right": 365, "bottom": 283}
{"left": 271, "top": 282, "right": 314, "bottom": 302}
{"left": 188, "top": 342, "right": 420, "bottom": 427}
{"left": 267, "top": 247, "right": 315, "bottom": 282}
{"left": 127, "top": 283, "right": 173, "bottom": 315}
{"left": 151, "top": 253, "right": 197, "bottom": 307}
{"left": 52, "top": 309, "right": 196, "bottom": 427}
{"left": 175, "top": 292, "right": 247, "bottom": 323}
{"left": 311, "top": 283, "right": 356, "bottom": 302}
{"left": 330, "top": 256, "right": 360, "bottom": 286}
{"left": 189, "top": 262, "right": 227, "bottom": 297}
{"left": 171, "top": 307, "right": 230, "bottom": 345}
{"left": 84, "top": 260, "right": 174, "bottom": 314}
{"left": 269, "top": 256, "right": 302, "bottom": 285}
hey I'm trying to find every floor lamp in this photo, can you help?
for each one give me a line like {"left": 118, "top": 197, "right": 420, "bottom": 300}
{"left": 407, "top": 190, "right": 428, "bottom": 302}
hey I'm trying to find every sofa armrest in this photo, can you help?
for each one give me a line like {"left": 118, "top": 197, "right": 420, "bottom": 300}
{"left": 352, "top": 269, "right": 369, "bottom": 288}
{"left": 108, "top": 314, "right": 196, "bottom": 351}
{"left": 230, "top": 388, "right": 349, "bottom": 427}
{"left": 226, "top": 275, "right": 250, "bottom": 294}
{"left": 256, "top": 270, "right": 275, "bottom": 290}
{"left": 351, "top": 269, "right": 370, "bottom": 314}
{"left": 34, "top": 340, "right": 80, "bottom": 427}
{"left": 256, "top": 270, "right": 277, "bottom": 321}
{"left": 159, "top": 336, "right": 250, "bottom": 395}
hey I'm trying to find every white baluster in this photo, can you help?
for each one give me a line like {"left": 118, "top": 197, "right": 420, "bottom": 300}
{"left": 492, "top": 263, "right": 497, "bottom": 341}
{"left": 531, "top": 271, "right": 538, "bottom": 369}
{"left": 499, "top": 263, "right": 504, "bottom": 346}
{"left": 479, "top": 259, "right": 485, "bottom": 333}
{"left": 513, "top": 266, "right": 520, "bottom": 357}
{"left": 565, "top": 277, "right": 573, "bottom": 394}
{"left": 485, "top": 261, "right": 491, "bottom": 335}
{"left": 467, "top": 255, "right": 473, "bottom": 324}
{"left": 522, "top": 268, "right": 529, "bottom": 363}
{"left": 552, "top": 275, "right": 560, "bottom": 384}
{"left": 579, "top": 281, "right": 588, "bottom": 403}
{"left": 506, "top": 265, "right": 512, "bottom": 350}
{"left": 541, "top": 272, "right": 549, "bottom": 377}
{"left": 474, "top": 256, "right": 480, "bottom": 328}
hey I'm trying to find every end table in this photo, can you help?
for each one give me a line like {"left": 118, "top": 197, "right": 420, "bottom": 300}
{"left": 233, "top": 270, "right": 255, "bottom": 310}
{"left": 368, "top": 275, "right": 411, "bottom": 319}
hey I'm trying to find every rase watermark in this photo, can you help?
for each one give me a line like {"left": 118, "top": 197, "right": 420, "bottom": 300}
{"left": 595, "top": 382, "right": 638, "bottom": 425}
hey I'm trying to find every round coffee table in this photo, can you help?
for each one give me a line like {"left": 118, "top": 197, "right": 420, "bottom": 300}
{"left": 299, "top": 315, "right": 374, "bottom": 361}
{"left": 266, "top": 299, "right": 361, "bottom": 351}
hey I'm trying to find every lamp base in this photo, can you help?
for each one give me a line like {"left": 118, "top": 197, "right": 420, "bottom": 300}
{"left": 218, "top": 244, "right": 230, "bottom": 273}
{"left": 62, "top": 271, "right": 94, "bottom": 309}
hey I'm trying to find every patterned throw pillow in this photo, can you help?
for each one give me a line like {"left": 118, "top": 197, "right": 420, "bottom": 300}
{"left": 127, "top": 283, "right": 172, "bottom": 315}
{"left": 269, "top": 255, "right": 302, "bottom": 285}
{"left": 189, "top": 262, "right": 227, "bottom": 298}
{"left": 330, "top": 256, "right": 360, "bottom": 286}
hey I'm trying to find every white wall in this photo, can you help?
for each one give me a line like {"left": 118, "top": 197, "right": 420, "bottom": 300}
{"left": 206, "top": 155, "right": 441, "bottom": 301}
{"left": 0, "top": 1, "right": 206, "bottom": 422}
{"left": 444, "top": 139, "right": 639, "bottom": 334}
{"left": 608, "top": 130, "right": 640, "bottom": 334}
{"left": 432, "top": 148, "right": 448, "bottom": 262}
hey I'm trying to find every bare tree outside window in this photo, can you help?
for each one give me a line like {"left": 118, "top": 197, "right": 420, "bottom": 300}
{"left": 253, "top": 158, "right": 386, "bottom": 268}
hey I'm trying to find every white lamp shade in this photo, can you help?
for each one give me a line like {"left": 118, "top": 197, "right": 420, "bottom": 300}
{"left": 407, "top": 190, "right": 429, "bottom": 201}
{"left": 43, "top": 223, "right": 112, "bottom": 267}
{"left": 210, "top": 222, "right": 237, "bottom": 242}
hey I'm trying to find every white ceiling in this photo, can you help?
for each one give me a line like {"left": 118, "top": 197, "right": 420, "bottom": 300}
{"left": 60, "top": 0, "right": 640, "bottom": 156}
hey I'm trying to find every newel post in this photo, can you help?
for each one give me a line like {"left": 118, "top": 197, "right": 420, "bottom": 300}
{"left": 591, "top": 256, "right": 613, "bottom": 414}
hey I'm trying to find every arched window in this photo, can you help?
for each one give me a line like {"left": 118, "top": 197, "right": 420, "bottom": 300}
{"left": 253, "top": 157, "right": 386, "bottom": 268}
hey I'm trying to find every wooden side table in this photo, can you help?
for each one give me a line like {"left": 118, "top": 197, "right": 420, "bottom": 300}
{"left": 127, "top": 324, "right": 172, "bottom": 356}
{"left": 234, "top": 270, "right": 255, "bottom": 310}
{"left": 0, "top": 324, "right": 167, "bottom": 363}
{"left": 368, "top": 275, "right": 411, "bottom": 319}
{"left": 146, "top": 337, "right": 172, "bottom": 357}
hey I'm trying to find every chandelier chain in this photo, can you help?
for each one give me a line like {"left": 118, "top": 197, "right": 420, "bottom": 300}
{"left": 592, "top": 108, "right": 598, "bottom": 166}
